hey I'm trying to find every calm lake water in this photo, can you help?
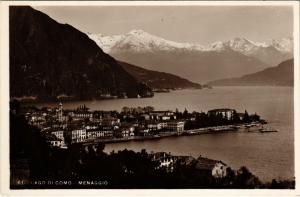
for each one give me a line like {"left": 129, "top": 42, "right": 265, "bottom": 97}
{"left": 37, "top": 86, "right": 294, "bottom": 181}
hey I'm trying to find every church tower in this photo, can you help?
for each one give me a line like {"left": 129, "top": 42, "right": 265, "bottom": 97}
{"left": 58, "top": 102, "right": 63, "bottom": 122}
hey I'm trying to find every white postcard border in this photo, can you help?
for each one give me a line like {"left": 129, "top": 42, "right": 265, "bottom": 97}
{"left": 0, "top": 1, "right": 299, "bottom": 196}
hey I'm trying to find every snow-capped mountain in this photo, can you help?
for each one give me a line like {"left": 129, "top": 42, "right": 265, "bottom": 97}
{"left": 88, "top": 30, "right": 293, "bottom": 83}
{"left": 87, "top": 33, "right": 123, "bottom": 53}
{"left": 268, "top": 37, "right": 293, "bottom": 53}
{"left": 88, "top": 29, "right": 293, "bottom": 55}
{"left": 88, "top": 29, "right": 207, "bottom": 53}
{"left": 227, "top": 37, "right": 293, "bottom": 54}
{"left": 223, "top": 38, "right": 260, "bottom": 55}
{"left": 206, "top": 37, "right": 293, "bottom": 57}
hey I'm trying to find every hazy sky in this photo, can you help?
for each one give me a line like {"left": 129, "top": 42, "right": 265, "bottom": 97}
{"left": 34, "top": 6, "right": 293, "bottom": 45}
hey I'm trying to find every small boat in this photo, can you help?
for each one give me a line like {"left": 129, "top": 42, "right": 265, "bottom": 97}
{"left": 259, "top": 127, "right": 278, "bottom": 133}
{"left": 230, "top": 126, "right": 239, "bottom": 130}
{"left": 188, "top": 131, "right": 196, "bottom": 135}
{"left": 153, "top": 89, "right": 170, "bottom": 93}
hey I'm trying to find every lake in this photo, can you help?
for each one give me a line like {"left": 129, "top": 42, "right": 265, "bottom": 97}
{"left": 36, "top": 86, "right": 294, "bottom": 181}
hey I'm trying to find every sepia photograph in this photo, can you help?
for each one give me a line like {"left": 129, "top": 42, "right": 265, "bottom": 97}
{"left": 0, "top": 0, "right": 299, "bottom": 194}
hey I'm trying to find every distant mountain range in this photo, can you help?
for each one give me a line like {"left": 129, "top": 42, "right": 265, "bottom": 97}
{"left": 89, "top": 30, "right": 293, "bottom": 83}
{"left": 89, "top": 30, "right": 293, "bottom": 55}
{"left": 208, "top": 59, "right": 294, "bottom": 86}
{"left": 118, "top": 61, "right": 202, "bottom": 91}
{"left": 218, "top": 37, "right": 293, "bottom": 66}
{"left": 10, "top": 7, "right": 153, "bottom": 101}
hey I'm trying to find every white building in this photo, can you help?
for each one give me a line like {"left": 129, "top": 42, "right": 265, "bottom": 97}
{"left": 149, "top": 111, "right": 175, "bottom": 120}
{"left": 51, "top": 130, "right": 64, "bottom": 140}
{"left": 195, "top": 157, "right": 228, "bottom": 178}
{"left": 70, "top": 111, "right": 93, "bottom": 120}
{"left": 147, "top": 122, "right": 161, "bottom": 131}
{"left": 57, "top": 102, "right": 64, "bottom": 122}
{"left": 138, "top": 128, "right": 150, "bottom": 136}
{"left": 121, "top": 127, "right": 135, "bottom": 138}
{"left": 212, "top": 161, "right": 228, "bottom": 178}
{"left": 150, "top": 152, "right": 176, "bottom": 172}
{"left": 166, "top": 121, "right": 185, "bottom": 132}
{"left": 207, "top": 108, "right": 236, "bottom": 120}
{"left": 45, "top": 133, "right": 64, "bottom": 148}
{"left": 50, "top": 138, "right": 64, "bottom": 148}
{"left": 86, "top": 129, "right": 113, "bottom": 139}
{"left": 159, "top": 122, "right": 168, "bottom": 129}
{"left": 161, "top": 116, "right": 171, "bottom": 121}
{"left": 50, "top": 129, "right": 65, "bottom": 146}
{"left": 70, "top": 129, "right": 86, "bottom": 143}
{"left": 101, "top": 117, "right": 120, "bottom": 126}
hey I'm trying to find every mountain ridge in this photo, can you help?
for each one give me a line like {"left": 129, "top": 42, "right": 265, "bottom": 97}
{"left": 10, "top": 6, "right": 153, "bottom": 101}
{"left": 118, "top": 61, "right": 202, "bottom": 91}
{"left": 106, "top": 44, "right": 270, "bottom": 83}
{"left": 207, "top": 59, "right": 294, "bottom": 87}
{"left": 88, "top": 30, "right": 293, "bottom": 55}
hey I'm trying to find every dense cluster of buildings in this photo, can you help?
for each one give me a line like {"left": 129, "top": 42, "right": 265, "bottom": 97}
{"left": 25, "top": 103, "right": 186, "bottom": 148}
{"left": 19, "top": 103, "right": 247, "bottom": 180}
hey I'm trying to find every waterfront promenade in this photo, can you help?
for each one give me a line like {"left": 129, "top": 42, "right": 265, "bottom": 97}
{"left": 83, "top": 122, "right": 264, "bottom": 145}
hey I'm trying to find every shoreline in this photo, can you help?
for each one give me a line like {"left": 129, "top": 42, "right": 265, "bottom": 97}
{"left": 83, "top": 122, "right": 265, "bottom": 145}
{"left": 12, "top": 87, "right": 206, "bottom": 104}
{"left": 12, "top": 86, "right": 292, "bottom": 104}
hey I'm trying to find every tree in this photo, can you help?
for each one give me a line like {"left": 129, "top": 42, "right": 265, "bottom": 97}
{"left": 122, "top": 106, "right": 130, "bottom": 114}
{"left": 144, "top": 106, "right": 154, "bottom": 113}
{"left": 225, "top": 167, "right": 235, "bottom": 185}
{"left": 183, "top": 108, "right": 189, "bottom": 118}
{"left": 84, "top": 117, "right": 90, "bottom": 124}
{"left": 243, "top": 110, "right": 250, "bottom": 123}
{"left": 10, "top": 112, "right": 51, "bottom": 184}
{"left": 207, "top": 113, "right": 217, "bottom": 126}
{"left": 96, "top": 143, "right": 105, "bottom": 155}
{"left": 216, "top": 113, "right": 224, "bottom": 125}
{"left": 231, "top": 110, "right": 240, "bottom": 123}
{"left": 64, "top": 133, "right": 73, "bottom": 148}
{"left": 68, "top": 115, "right": 73, "bottom": 122}
{"left": 235, "top": 166, "right": 261, "bottom": 188}
{"left": 250, "top": 113, "right": 260, "bottom": 122}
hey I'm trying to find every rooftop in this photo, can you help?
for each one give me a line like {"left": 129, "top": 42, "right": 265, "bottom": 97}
{"left": 44, "top": 133, "right": 62, "bottom": 141}
{"left": 208, "top": 108, "right": 235, "bottom": 112}
{"left": 195, "top": 156, "right": 226, "bottom": 170}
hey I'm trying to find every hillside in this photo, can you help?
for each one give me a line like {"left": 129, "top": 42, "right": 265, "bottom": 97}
{"left": 118, "top": 61, "right": 202, "bottom": 91}
{"left": 9, "top": 6, "right": 153, "bottom": 101}
{"left": 112, "top": 49, "right": 269, "bottom": 83}
{"left": 208, "top": 59, "right": 294, "bottom": 86}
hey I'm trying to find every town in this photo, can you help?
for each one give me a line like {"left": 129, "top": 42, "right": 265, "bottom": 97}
{"left": 12, "top": 101, "right": 265, "bottom": 149}
{"left": 10, "top": 101, "right": 293, "bottom": 189}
